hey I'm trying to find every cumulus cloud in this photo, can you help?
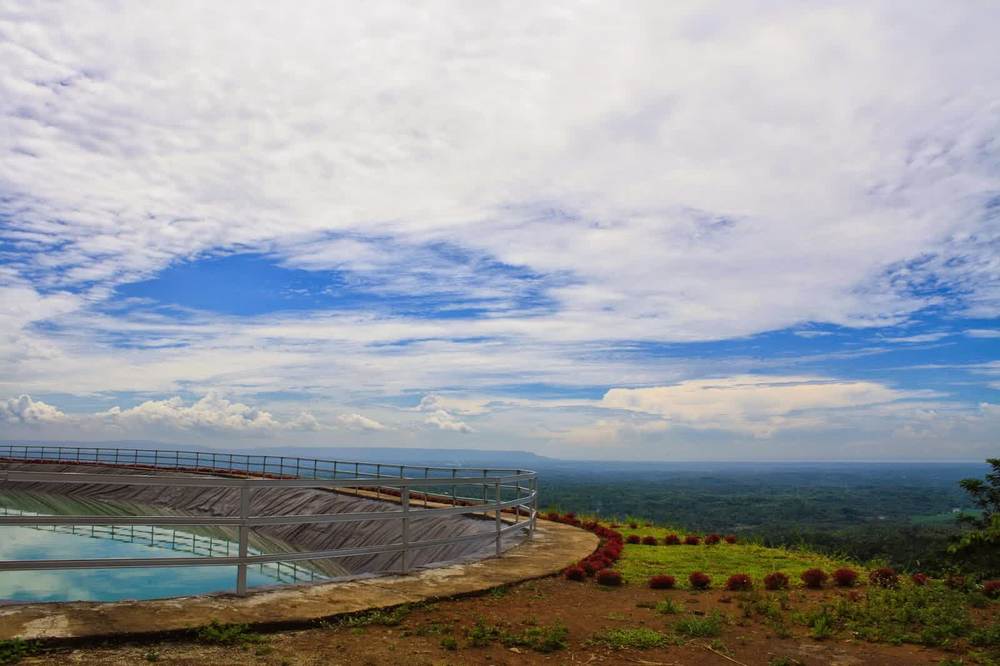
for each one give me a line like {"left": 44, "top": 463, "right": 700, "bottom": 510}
{"left": 600, "top": 376, "right": 916, "bottom": 437}
{"left": 417, "top": 394, "right": 492, "bottom": 416}
{"left": 95, "top": 393, "right": 320, "bottom": 433}
{"left": 336, "top": 413, "right": 387, "bottom": 431}
{"left": 424, "top": 410, "right": 473, "bottom": 433}
{"left": 0, "top": 395, "right": 66, "bottom": 425}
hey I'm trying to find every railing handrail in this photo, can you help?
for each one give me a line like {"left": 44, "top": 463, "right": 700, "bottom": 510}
{"left": 0, "top": 445, "right": 539, "bottom": 598}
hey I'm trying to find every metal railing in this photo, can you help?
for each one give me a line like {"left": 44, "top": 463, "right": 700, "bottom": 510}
{"left": 0, "top": 445, "right": 538, "bottom": 596}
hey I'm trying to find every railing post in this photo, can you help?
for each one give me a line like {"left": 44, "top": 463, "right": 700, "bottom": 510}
{"left": 495, "top": 479, "right": 502, "bottom": 557}
{"left": 400, "top": 486, "right": 411, "bottom": 574}
{"left": 237, "top": 484, "right": 251, "bottom": 596}
{"left": 529, "top": 476, "right": 537, "bottom": 538}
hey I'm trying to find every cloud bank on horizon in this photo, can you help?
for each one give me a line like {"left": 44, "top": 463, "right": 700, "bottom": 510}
{"left": 0, "top": 2, "right": 997, "bottom": 460}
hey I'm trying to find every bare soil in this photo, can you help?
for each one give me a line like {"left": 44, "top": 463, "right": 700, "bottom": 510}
{"left": 22, "top": 575, "right": 995, "bottom": 666}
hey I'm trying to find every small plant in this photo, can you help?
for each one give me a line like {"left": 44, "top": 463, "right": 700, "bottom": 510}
{"left": 764, "top": 572, "right": 790, "bottom": 590}
{"left": 689, "top": 571, "right": 712, "bottom": 590}
{"left": 589, "top": 627, "right": 671, "bottom": 649}
{"left": 439, "top": 636, "right": 458, "bottom": 651}
{"left": 982, "top": 579, "right": 1000, "bottom": 598}
{"left": 0, "top": 640, "right": 34, "bottom": 666}
{"left": 655, "top": 598, "right": 680, "bottom": 614}
{"left": 800, "top": 568, "right": 828, "bottom": 589}
{"left": 626, "top": 534, "right": 641, "bottom": 544}
{"left": 831, "top": 568, "right": 858, "bottom": 587}
{"left": 641, "top": 535, "right": 658, "bottom": 545}
{"left": 704, "top": 533, "right": 721, "bottom": 545}
{"left": 648, "top": 574, "right": 676, "bottom": 589}
{"left": 144, "top": 651, "right": 161, "bottom": 663}
{"left": 684, "top": 534, "right": 701, "bottom": 545}
{"left": 194, "top": 620, "right": 265, "bottom": 645}
{"left": 869, "top": 567, "right": 900, "bottom": 589}
{"left": 664, "top": 533, "right": 681, "bottom": 545}
{"left": 910, "top": 572, "right": 929, "bottom": 586}
{"left": 563, "top": 565, "right": 586, "bottom": 581}
{"left": 675, "top": 610, "right": 726, "bottom": 638}
{"left": 597, "top": 569, "right": 623, "bottom": 586}
{"left": 725, "top": 573, "right": 753, "bottom": 591}
{"left": 724, "top": 534, "right": 738, "bottom": 544}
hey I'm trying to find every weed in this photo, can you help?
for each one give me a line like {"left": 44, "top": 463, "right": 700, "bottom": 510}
{"left": 969, "top": 623, "right": 1000, "bottom": 647}
{"left": 675, "top": 610, "right": 726, "bottom": 638}
{"left": 0, "top": 639, "right": 33, "bottom": 666}
{"left": 488, "top": 586, "right": 508, "bottom": 599}
{"left": 144, "top": 650, "right": 160, "bottom": 662}
{"left": 589, "top": 627, "right": 673, "bottom": 649}
{"left": 655, "top": 598, "right": 681, "bottom": 615}
{"left": 465, "top": 618, "right": 568, "bottom": 652}
{"left": 439, "top": 636, "right": 458, "bottom": 651}
{"left": 194, "top": 620, "right": 265, "bottom": 646}
{"left": 341, "top": 605, "right": 410, "bottom": 627}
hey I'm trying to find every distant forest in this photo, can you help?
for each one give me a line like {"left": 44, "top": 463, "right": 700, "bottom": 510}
{"left": 535, "top": 461, "right": 987, "bottom": 574}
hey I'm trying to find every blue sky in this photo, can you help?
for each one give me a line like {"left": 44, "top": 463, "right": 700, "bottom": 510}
{"left": 0, "top": 2, "right": 998, "bottom": 460}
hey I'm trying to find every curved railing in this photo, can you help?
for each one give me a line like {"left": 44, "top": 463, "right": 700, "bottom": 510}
{"left": 0, "top": 445, "right": 538, "bottom": 596}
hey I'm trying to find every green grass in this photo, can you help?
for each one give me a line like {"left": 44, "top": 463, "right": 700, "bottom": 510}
{"left": 613, "top": 524, "right": 851, "bottom": 583}
{"left": 589, "top": 627, "right": 675, "bottom": 650}
{"left": 0, "top": 640, "right": 34, "bottom": 666}
{"left": 465, "top": 618, "right": 568, "bottom": 653}
{"left": 674, "top": 611, "right": 727, "bottom": 638}
{"left": 194, "top": 620, "right": 265, "bottom": 646}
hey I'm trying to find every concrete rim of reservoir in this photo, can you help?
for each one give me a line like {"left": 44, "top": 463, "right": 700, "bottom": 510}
{"left": 0, "top": 448, "right": 598, "bottom": 641}
{"left": 0, "top": 519, "right": 596, "bottom": 641}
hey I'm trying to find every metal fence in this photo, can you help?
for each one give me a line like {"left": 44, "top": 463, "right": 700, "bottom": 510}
{"left": 0, "top": 445, "right": 538, "bottom": 595}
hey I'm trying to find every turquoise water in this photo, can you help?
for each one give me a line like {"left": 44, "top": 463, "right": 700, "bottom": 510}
{"left": 0, "top": 494, "right": 326, "bottom": 602}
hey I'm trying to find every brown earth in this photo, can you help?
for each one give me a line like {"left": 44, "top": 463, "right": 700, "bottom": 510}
{"left": 19, "top": 575, "right": 993, "bottom": 666}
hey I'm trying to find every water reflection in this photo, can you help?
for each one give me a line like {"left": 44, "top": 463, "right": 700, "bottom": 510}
{"left": 0, "top": 492, "right": 327, "bottom": 602}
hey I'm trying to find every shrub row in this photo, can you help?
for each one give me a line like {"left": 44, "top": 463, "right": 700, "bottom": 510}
{"left": 555, "top": 513, "right": 626, "bottom": 586}
{"left": 641, "top": 567, "right": 965, "bottom": 592}
{"left": 624, "top": 533, "right": 738, "bottom": 546}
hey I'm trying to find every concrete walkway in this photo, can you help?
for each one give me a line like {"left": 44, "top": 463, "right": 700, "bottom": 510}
{"left": 0, "top": 520, "right": 597, "bottom": 642}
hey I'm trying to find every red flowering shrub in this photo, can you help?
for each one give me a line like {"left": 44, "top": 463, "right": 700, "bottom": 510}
{"left": 831, "top": 568, "right": 858, "bottom": 588}
{"left": 945, "top": 574, "right": 968, "bottom": 590}
{"left": 648, "top": 575, "right": 676, "bottom": 589}
{"left": 563, "top": 566, "right": 586, "bottom": 581}
{"left": 689, "top": 571, "right": 712, "bottom": 589}
{"left": 596, "top": 569, "right": 623, "bottom": 586}
{"left": 725, "top": 573, "right": 753, "bottom": 591}
{"left": 578, "top": 559, "right": 599, "bottom": 576}
{"left": 626, "top": 534, "right": 641, "bottom": 544}
{"left": 763, "top": 572, "right": 789, "bottom": 590}
{"left": 684, "top": 535, "right": 701, "bottom": 545}
{"left": 983, "top": 580, "right": 1000, "bottom": 599}
{"left": 664, "top": 533, "right": 681, "bottom": 545}
{"left": 544, "top": 511, "right": 560, "bottom": 521}
{"left": 869, "top": 567, "right": 900, "bottom": 589}
{"left": 910, "top": 572, "right": 929, "bottom": 586}
{"left": 800, "top": 568, "right": 828, "bottom": 589}
{"left": 704, "top": 534, "right": 721, "bottom": 545}
{"left": 601, "top": 546, "right": 621, "bottom": 561}
{"left": 582, "top": 520, "right": 600, "bottom": 531}
{"left": 641, "top": 535, "right": 659, "bottom": 546}
{"left": 724, "top": 535, "right": 737, "bottom": 544}
{"left": 628, "top": 521, "right": 639, "bottom": 529}
{"left": 564, "top": 512, "right": 577, "bottom": 520}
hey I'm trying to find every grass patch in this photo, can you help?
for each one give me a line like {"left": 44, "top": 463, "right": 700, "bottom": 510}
{"left": 674, "top": 610, "right": 727, "bottom": 638}
{"left": 614, "top": 526, "right": 850, "bottom": 583}
{"left": 655, "top": 598, "right": 681, "bottom": 615}
{"left": 0, "top": 640, "right": 34, "bottom": 666}
{"left": 194, "top": 620, "right": 265, "bottom": 646}
{"left": 589, "top": 627, "right": 674, "bottom": 650}
{"left": 466, "top": 618, "right": 568, "bottom": 653}
{"left": 340, "top": 605, "right": 411, "bottom": 628}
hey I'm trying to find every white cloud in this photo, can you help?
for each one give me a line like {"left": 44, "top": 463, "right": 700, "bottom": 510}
{"left": 417, "top": 394, "right": 492, "bottom": 416}
{"left": 336, "top": 413, "right": 387, "bottom": 431}
{"left": 0, "top": 395, "right": 66, "bottom": 425}
{"left": 95, "top": 393, "right": 320, "bottom": 433}
{"left": 423, "top": 410, "right": 473, "bottom": 433}
{"left": 966, "top": 329, "right": 1000, "bottom": 338}
{"left": 600, "top": 375, "right": 916, "bottom": 437}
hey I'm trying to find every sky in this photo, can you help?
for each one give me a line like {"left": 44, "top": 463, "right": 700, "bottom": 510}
{"left": 1, "top": 2, "right": 998, "bottom": 461}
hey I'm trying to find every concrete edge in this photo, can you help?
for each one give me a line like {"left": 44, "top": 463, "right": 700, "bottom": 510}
{"left": 0, "top": 520, "right": 597, "bottom": 644}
